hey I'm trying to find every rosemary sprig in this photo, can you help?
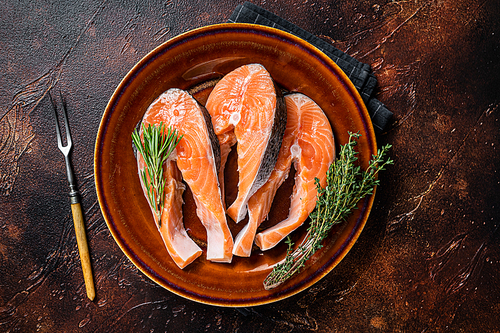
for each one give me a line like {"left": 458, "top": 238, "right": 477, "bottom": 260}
{"left": 131, "top": 122, "right": 182, "bottom": 227}
{"left": 263, "top": 132, "right": 393, "bottom": 290}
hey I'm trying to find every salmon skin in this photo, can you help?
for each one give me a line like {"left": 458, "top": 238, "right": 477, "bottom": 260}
{"left": 205, "top": 63, "right": 287, "bottom": 223}
{"left": 139, "top": 88, "right": 233, "bottom": 264}
{"left": 253, "top": 93, "right": 335, "bottom": 252}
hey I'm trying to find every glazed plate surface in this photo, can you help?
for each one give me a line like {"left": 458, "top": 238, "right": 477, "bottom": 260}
{"left": 95, "top": 23, "right": 377, "bottom": 307}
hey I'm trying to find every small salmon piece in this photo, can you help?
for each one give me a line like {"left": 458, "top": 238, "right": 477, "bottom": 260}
{"left": 137, "top": 157, "right": 202, "bottom": 269}
{"left": 141, "top": 88, "right": 233, "bottom": 263}
{"left": 254, "top": 93, "right": 335, "bottom": 251}
{"left": 205, "top": 64, "right": 287, "bottom": 223}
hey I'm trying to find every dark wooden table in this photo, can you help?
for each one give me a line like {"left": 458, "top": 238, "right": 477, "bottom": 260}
{"left": 1, "top": 1, "right": 499, "bottom": 332}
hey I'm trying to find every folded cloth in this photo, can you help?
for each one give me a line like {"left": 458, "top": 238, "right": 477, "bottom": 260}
{"left": 228, "top": 2, "right": 392, "bottom": 134}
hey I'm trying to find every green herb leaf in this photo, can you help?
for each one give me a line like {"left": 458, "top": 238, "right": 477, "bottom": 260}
{"left": 132, "top": 122, "right": 183, "bottom": 227}
{"left": 263, "top": 132, "right": 393, "bottom": 290}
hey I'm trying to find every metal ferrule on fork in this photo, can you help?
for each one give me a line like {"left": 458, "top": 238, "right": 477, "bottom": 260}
{"left": 69, "top": 185, "right": 80, "bottom": 204}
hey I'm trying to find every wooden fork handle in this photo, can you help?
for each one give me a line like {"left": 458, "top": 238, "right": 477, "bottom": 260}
{"left": 70, "top": 202, "right": 96, "bottom": 301}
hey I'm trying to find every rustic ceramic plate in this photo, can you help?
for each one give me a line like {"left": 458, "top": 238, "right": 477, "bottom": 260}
{"left": 95, "top": 23, "right": 377, "bottom": 307}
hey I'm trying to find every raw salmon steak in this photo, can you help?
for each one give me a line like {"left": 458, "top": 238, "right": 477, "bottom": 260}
{"left": 140, "top": 88, "right": 233, "bottom": 263}
{"left": 254, "top": 93, "right": 335, "bottom": 251}
{"left": 232, "top": 103, "right": 298, "bottom": 257}
{"left": 205, "top": 63, "right": 287, "bottom": 223}
{"left": 137, "top": 157, "right": 202, "bottom": 269}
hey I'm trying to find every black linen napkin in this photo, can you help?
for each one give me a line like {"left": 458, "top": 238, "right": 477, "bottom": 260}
{"left": 228, "top": 2, "right": 393, "bottom": 134}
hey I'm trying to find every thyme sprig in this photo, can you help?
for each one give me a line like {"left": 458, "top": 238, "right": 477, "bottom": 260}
{"left": 263, "top": 132, "right": 393, "bottom": 290}
{"left": 132, "top": 122, "right": 182, "bottom": 227}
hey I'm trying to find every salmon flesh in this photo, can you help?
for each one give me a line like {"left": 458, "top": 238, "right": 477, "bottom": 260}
{"left": 253, "top": 93, "right": 335, "bottom": 251}
{"left": 205, "top": 64, "right": 287, "bottom": 223}
{"left": 137, "top": 156, "right": 202, "bottom": 268}
{"left": 139, "top": 88, "right": 233, "bottom": 265}
{"left": 232, "top": 98, "right": 297, "bottom": 257}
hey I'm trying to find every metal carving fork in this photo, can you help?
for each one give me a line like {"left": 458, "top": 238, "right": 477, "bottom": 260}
{"left": 50, "top": 91, "right": 95, "bottom": 301}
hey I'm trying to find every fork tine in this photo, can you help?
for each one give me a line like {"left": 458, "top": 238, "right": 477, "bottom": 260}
{"left": 58, "top": 90, "right": 73, "bottom": 149}
{"left": 49, "top": 91, "right": 63, "bottom": 150}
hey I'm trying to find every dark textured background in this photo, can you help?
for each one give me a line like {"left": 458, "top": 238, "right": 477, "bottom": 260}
{"left": 1, "top": 0, "right": 499, "bottom": 332}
